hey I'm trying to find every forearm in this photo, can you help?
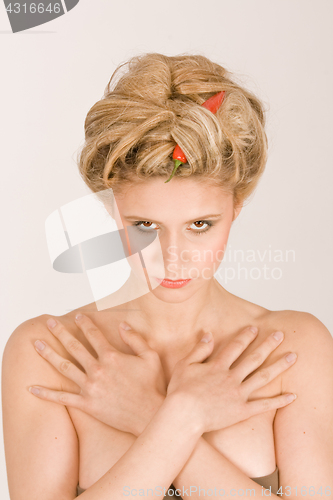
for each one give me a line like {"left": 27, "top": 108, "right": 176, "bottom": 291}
{"left": 132, "top": 400, "right": 279, "bottom": 499}
{"left": 78, "top": 394, "right": 202, "bottom": 500}
{"left": 173, "top": 436, "right": 280, "bottom": 499}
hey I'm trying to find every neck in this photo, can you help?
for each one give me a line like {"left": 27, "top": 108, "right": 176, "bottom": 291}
{"left": 122, "top": 277, "right": 231, "bottom": 350}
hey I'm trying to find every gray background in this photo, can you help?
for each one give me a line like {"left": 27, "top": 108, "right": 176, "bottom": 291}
{"left": 1, "top": 1, "right": 332, "bottom": 497}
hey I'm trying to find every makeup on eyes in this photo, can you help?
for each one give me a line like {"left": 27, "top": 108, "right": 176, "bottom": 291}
{"left": 132, "top": 219, "right": 217, "bottom": 235}
{"left": 124, "top": 213, "right": 223, "bottom": 225}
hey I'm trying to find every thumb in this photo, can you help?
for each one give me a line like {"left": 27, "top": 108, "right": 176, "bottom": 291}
{"left": 183, "top": 332, "right": 215, "bottom": 365}
{"left": 118, "top": 322, "right": 155, "bottom": 360}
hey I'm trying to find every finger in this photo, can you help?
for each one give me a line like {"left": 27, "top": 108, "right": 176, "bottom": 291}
{"left": 241, "top": 351, "right": 298, "bottom": 395}
{"left": 46, "top": 317, "right": 99, "bottom": 371}
{"left": 34, "top": 339, "right": 88, "bottom": 388}
{"left": 118, "top": 323, "right": 158, "bottom": 361}
{"left": 28, "top": 384, "right": 85, "bottom": 409}
{"left": 75, "top": 314, "right": 118, "bottom": 357}
{"left": 233, "top": 330, "right": 285, "bottom": 382}
{"left": 245, "top": 392, "right": 297, "bottom": 420}
{"left": 215, "top": 326, "right": 258, "bottom": 368}
{"left": 181, "top": 332, "right": 215, "bottom": 365}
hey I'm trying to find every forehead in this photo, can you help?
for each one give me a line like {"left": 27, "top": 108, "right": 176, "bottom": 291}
{"left": 114, "top": 177, "right": 234, "bottom": 221}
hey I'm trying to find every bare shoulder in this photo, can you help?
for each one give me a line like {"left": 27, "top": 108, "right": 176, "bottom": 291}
{"left": 3, "top": 313, "right": 79, "bottom": 388}
{"left": 2, "top": 315, "right": 80, "bottom": 498}
{"left": 5, "top": 313, "right": 64, "bottom": 349}
{"left": 271, "top": 311, "right": 333, "bottom": 486}
{"left": 5, "top": 314, "right": 54, "bottom": 345}
{"left": 228, "top": 292, "right": 331, "bottom": 345}
{"left": 258, "top": 309, "right": 333, "bottom": 389}
{"left": 260, "top": 308, "right": 332, "bottom": 348}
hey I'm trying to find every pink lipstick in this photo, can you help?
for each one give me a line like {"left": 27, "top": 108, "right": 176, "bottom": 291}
{"left": 155, "top": 278, "right": 191, "bottom": 289}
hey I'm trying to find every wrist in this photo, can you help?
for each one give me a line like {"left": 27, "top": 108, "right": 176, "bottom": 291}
{"left": 163, "top": 392, "right": 205, "bottom": 437}
{"left": 133, "top": 392, "right": 166, "bottom": 437}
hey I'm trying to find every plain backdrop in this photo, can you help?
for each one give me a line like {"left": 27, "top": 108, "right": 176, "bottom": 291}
{"left": 0, "top": 1, "right": 332, "bottom": 497}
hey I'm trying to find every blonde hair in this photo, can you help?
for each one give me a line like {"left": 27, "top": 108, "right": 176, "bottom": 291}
{"left": 77, "top": 53, "right": 268, "bottom": 205}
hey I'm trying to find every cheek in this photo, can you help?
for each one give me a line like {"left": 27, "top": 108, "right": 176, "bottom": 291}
{"left": 193, "top": 225, "right": 231, "bottom": 268}
{"left": 190, "top": 242, "right": 227, "bottom": 277}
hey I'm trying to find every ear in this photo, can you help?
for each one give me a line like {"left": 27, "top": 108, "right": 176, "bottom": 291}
{"left": 232, "top": 202, "right": 243, "bottom": 221}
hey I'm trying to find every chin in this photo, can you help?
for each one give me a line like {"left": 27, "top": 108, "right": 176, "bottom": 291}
{"left": 150, "top": 289, "right": 194, "bottom": 304}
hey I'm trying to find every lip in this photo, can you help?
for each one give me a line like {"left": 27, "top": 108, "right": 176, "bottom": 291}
{"left": 154, "top": 277, "right": 191, "bottom": 289}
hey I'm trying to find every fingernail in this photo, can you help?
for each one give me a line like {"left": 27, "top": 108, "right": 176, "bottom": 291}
{"left": 120, "top": 322, "right": 131, "bottom": 330}
{"left": 286, "top": 352, "right": 297, "bottom": 362}
{"left": 272, "top": 331, "right": 284, "bottom": 341}
{"left": 29, "top": 386, "right": 40, "bottom": 395}
{"left": 201, "top": 332, "right": 212, "bottom": 343}
{"left": 75, "top": 313, "right": 83, "bottom": 321}
{"left": 34, "top": 340, "right": 46, "bottom": 351}
{"left": 46, "top": 318, "right": 57, "bottom": 329}
{"left": 286, "top": 393, "right": 297, "bottom": 402}
{"left": 249, "top": 326, "right": 258, "bottom": 334}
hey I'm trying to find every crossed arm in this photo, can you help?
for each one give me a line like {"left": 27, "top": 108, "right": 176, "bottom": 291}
{"left": 3, "top": 312, "right": 333, "bottom": 499}
{"left": 124, "top": 319, "right": 333, "bottom": 500}
{"left": 171, "top": 313, "right": 333, "bottom": 498}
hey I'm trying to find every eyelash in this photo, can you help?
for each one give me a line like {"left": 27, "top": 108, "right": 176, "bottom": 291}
{"left": 132, "top": 220, "right": 215, "bottom": 235}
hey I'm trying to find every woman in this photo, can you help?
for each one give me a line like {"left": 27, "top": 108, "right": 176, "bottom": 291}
{"left": 2, "top": 53, "right": 333, "bottom": 499}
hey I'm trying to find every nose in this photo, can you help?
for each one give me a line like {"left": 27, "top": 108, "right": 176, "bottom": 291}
{"left": 159, "top": 231, "right": 189, "bottom": 277}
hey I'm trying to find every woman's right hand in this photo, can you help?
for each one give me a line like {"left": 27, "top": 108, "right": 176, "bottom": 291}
{"left": 166, "top": 326, "right": 298, "bottom": 434}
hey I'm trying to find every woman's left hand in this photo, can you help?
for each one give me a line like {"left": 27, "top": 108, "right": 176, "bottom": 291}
{"left": 29, "top": 314, "right": 166, "bottom": 436}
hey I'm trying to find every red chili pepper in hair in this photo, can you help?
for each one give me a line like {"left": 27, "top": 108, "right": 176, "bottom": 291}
{"left": 165, "top": 91, "right": 226, "bottom": 183}
{"left": 166, "top": 145, "right": 187, "bottom": 184}
{"left": 201, "top": 91, "right": 226, "bottom": 113}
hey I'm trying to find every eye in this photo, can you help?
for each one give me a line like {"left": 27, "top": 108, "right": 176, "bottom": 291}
{"left": 132, "top": 221, "right": 159, "bottom": 232}
{"left": 189, "top": 220, "right": 214, "bottom": 234}
{"left": 133, "top": 220, "right": 215, "bottom": 235}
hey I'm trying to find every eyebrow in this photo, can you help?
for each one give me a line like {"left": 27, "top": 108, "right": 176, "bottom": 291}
{"left": 123, "top": 213, "right": 223, "bottom": 224}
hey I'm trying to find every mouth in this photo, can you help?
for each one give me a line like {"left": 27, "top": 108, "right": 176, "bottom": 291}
{"left": 154, "top": 277, "right": 192, "bottom": 289}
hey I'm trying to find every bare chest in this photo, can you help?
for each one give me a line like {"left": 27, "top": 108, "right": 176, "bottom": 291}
{"left": 67, "top": 364, "right": 281, "bottom": 490}
{"left": 60, "top": 308, "right": 289, "bottom": 489}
